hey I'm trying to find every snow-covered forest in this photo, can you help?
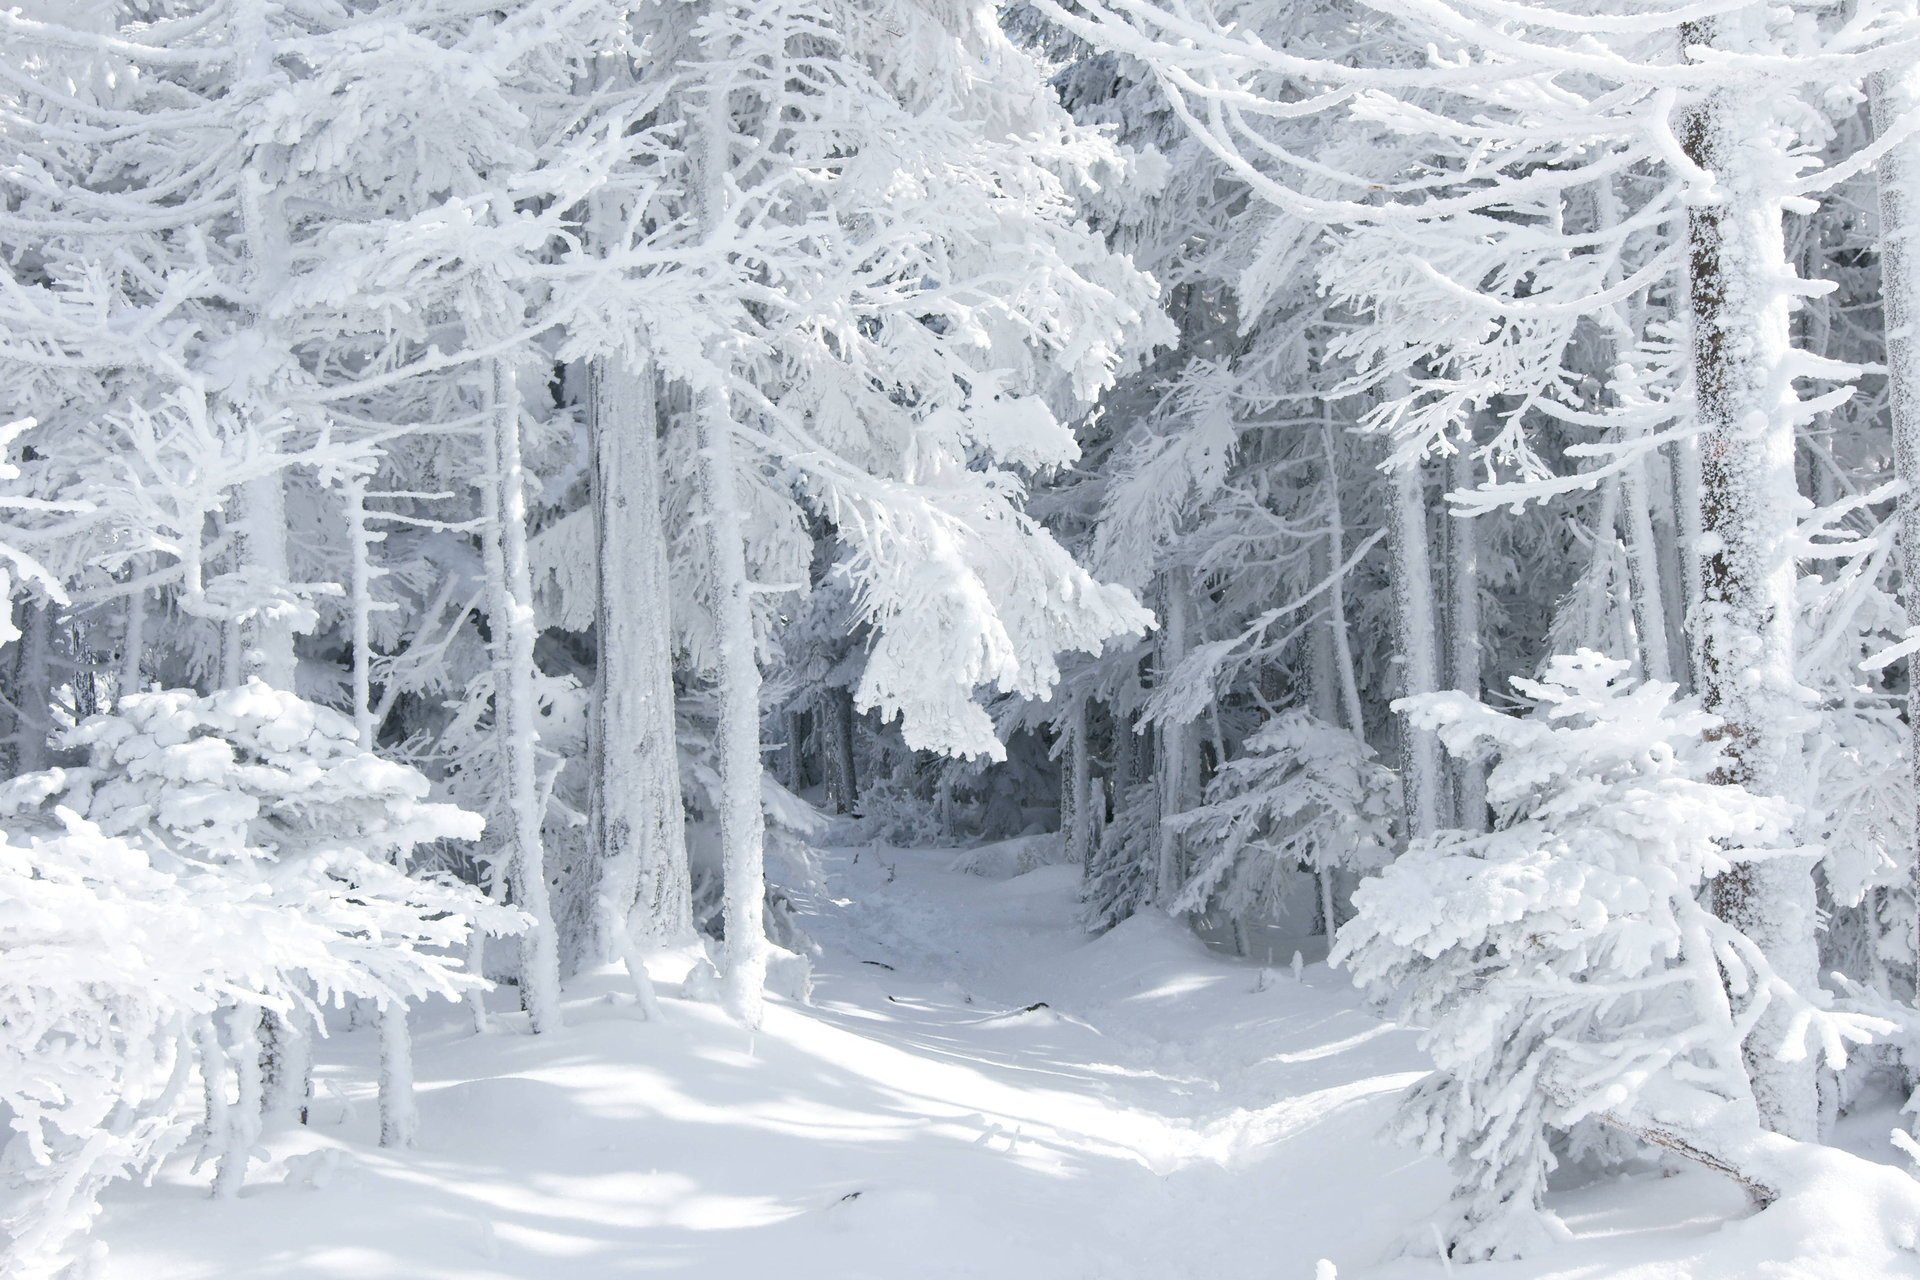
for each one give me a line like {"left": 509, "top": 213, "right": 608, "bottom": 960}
{"left": 10, "top": 0, "right": 1920, "bottom": 1275}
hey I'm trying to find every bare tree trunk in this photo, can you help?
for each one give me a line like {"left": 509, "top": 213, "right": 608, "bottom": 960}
{"left": 784, "top": 708, "right": 807, "bottom": 793}
{"left": 12, "top": 603, "right": 52, "bottom": 772}
{"left": 821, "top": 685, "right": 859, "bottom": 815}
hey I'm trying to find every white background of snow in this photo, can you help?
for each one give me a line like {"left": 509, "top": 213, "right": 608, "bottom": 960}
{"left": 95, "top": 839, "right": 1920, "bottom": 1279}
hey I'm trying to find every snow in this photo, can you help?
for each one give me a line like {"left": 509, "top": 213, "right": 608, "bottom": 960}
{"left": 90, "top": 838, "right": 1920, "bottom": 1279}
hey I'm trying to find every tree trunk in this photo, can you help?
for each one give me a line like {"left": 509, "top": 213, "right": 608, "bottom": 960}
{"left": 1446, "top": 448, "right": 1487, "bottom": 831}
{"left": 120, "top": 574, "right": 146, "bottom": 702}
{"left": 821, "top": 685, "right": 859, "bottom": 815}
{"left": 697, "top": 389, "right": 770, "bottom": 1028}
{"left": 1680, "top": 29, "right": 1818, "bottom": 1140}
{"left": 1321, "top": 413, "right": 1367, "bottom": 739}
{"left": 784, "top": 707, "right": 808, "bottom": 793}
{"left": 481, "top": 358, "right": 563, "bottom": 1034}
{"left": 238, "top": 471, "right": 296, "bottom": 689}
{"left": 590, "top": 350, "right": 694, "bottom": 974}
{"left": 1388, "top": 448, "right": 1444, "bottom": 841}
{"left": 1621, "top": 450, "right": 1675, "bottom": 684}
{"left": 212, "top": 1004, "right": 262, "bottom": 1199}
{"left": 1063, "top": 699, "right": 1094, "bottom": 870}
{"left": 1872, "top": 29, "right": 1920, "bottom": 1014}
{"left": 1154, "top": 574, "right": 1194, "bottom": 908}
{"left": 12, "top": 603, "right": 52, "bottom": 772}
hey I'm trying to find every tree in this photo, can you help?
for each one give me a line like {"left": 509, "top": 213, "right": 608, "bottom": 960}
{"left": 1335, "top": 652, "right": 1879, "bottom": 1259}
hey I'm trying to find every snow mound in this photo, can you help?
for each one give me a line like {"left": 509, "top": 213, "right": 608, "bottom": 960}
{"left": 946, "top": 833, "right": 1069, "bottom": 880}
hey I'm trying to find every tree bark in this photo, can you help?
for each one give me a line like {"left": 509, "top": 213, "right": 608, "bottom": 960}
{"left": 821, "top": 684, "right": 859, "bottom": 815}
{"left": 1872, "top": 26, "right": 1920, "bottom": 1012}
{"left": 1680, "top": 23, "right": 1818, "bottom": 1140}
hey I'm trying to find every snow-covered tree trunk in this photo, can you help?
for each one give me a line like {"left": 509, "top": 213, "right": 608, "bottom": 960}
{"left": 480, "top": 357, "right": 563, "bottom": 1034}
{"left": 1680, "top": 31, "right": 1819, "bottom": 1140}
{"left": 1446, "top": 449, "right": 1487, "bottom": 831}
{"left": 1593, "top": 176, "right": 1676, "bottom": 686}
{"left": 259, "top": 1007, "right": 310, "bottom": 1130}
{"left": 821, "top": 686, "right": 859, "bottom": 814}
{"left": 1872, "top": 29, "right": 1920, "bottom": 1006}
{"left": 1388, "top": 447, "right": 1444, "bottom": 840}
{"left": 343, "top": 484, "right": 416, "bottom": 1142}
{"left": 238, "top": 471, "right": 296, "bottom": 688}
{"left": 696, "top": 389, "right": 769, "bottom": 1027}
{"left": 212, "top": 1004, "right": 263, "bottom": 1199}
{"left": 1671, "top": 383, "right": 1709, "bottom": 692}
{"left": 346, "top": 474, "right": 378, "bottom": 748}
{"left": 1063, "top": 699, "right": 1094, "bottom": 869}
{"left": 1154, "top": 574, "right": 1193, "bottom": 908}
{"left": 1621, "top": 447, "right": 1675, "bottom": 684}
{"left": 1322, "top": 415, "right": 1366, "bottom": 740}
{"left": 589, "top": 350, "right": 694, "bottom": 972}
{"left": 248, "top": 468, "right": 312, "bottom": 1127}
{"left": 120, "top": 576, "right": 146, "bottom": 700}
{"left": 377, "top": 998, "right": 416, "bottom": 1148}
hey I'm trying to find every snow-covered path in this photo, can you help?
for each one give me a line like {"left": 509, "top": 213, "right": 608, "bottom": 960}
{"left": 95, "top": 841, "right": 1897, "bottom": 1279}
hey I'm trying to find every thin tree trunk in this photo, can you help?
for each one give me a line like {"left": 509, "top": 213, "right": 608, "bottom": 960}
{"left": 238, "top": 471, "right": 297, "bottom": 688}
{"left": 1680, "top": 27, "right": 1818, "bottom": 1140}
{"left": 346, "top": 474, "right": 378, "bottom": 748}
{"left": 1446, "top": 448, "right": 1487, "bottom": 831}
{"left": 244, "top": 469, "right": 312, "bottom": 1122}
{"left": 1321, "top": 414, "right": 1366, "bottom": 739}
{"left": 120, "top": 575, "right": 146, "bottom": 701}
{"left": 481, "top": 357, "right": 563, "bottom": 1034}
{"left": 1388, "top": 447, "right": 1444, "bottom": 841}
{"left": 1155, "top": 575, "right": 1194, "bottom": 909}
{"left": 343, "top": 495, "right": 416, "bottom": 1142}
{"left": 1064, "top": 699, "right": 1094, "bottom": 869}
{"left": 697, "top": 390, "right": 770, "bottom": 1028}
{"left": 1621, "top": 451, "right": 1675, "bottom": 683}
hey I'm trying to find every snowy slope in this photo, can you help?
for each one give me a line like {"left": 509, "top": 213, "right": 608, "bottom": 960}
{"left": 95, "top": 840, "right": 1920, "bottom": 1279}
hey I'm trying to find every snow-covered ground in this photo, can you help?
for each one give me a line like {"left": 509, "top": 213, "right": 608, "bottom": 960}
{"left": 96, "top": 840, "right": 1920, "bottom": 1279}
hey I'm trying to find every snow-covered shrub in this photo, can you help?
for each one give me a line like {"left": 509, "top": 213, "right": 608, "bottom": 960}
{"left": 1168, "top": 709, "right": 1395, "bottom": 938}
{"left": 1332, "top": 652, "right": 1879, "bottom": 1261}
{"left": 0, "top": 682, "right": 509, "bottom": 1007}
{"left": 0, "top": 682, "right": 518, "bottom": 1274}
